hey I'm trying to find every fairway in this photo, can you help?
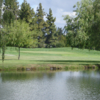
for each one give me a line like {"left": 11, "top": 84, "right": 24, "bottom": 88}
{"left": 0, "top": 47, "right": 100, "bottom": 67}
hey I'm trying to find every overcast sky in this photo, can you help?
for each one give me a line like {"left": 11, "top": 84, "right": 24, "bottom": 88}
{"left": 18, "top": 0, "right": 81, "bottom": 28}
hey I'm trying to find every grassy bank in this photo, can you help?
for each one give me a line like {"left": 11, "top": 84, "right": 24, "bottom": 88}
{"left": 0, "top": 47, "right": 100, "bottom": 70}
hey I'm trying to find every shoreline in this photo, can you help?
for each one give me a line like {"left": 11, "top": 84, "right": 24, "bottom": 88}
{"left": 0, "top": 64, "right": 99, "bottom": 71}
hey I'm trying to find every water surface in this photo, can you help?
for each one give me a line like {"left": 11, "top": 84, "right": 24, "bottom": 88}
{"left": 0, "top": 70, "right": 100, "bottom": 100}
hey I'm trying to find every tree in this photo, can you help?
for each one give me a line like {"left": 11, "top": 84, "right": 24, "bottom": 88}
{"left": 0, "top": 0, "right": 9, "bottom": 62}
{"left": 0, "top": 0, "right": 3, "bottom": 18}
{"left": 90, "top": 0, "right": 100, "bottom": 50}
{"left": 64, "top": 15, "right": 80, "bottom": 48}
{"left": 0, "top": 0, "right": 3, "bottom": 25}
{"left": 0, "top": 25, "right": 8, "bottom": 62}
{"left": 0, "top": 0, "right": 19, "bottom": 62}
{"left": 56, "top": 27, "right": 66, "bottom": 47}
{"left": 3, "top": 10, "right": 15, "bottom": 25}
{"left": 19, "top": 0, "right": 35, "bottom": 23}
{"left": 64, "top": 0, "right": 93, "bottom": 49}
{"left": 46, "top": 8, "right": 58, "bottom": 47}
{"left": 3, "top": 0, "right": 19, "bottom": 24}
{"left": 8, "top": 20, "right": 37, "bottom": 60}
{"left": 35, "top": 3, "right": 47, "bottom": 48}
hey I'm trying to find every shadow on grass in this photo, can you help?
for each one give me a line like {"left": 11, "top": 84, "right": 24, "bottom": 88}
{"left": 34, "top": 60, "right": 100, "bottom": 62}
{"left": 33, "top": 60, "right": 100, "bottom": 64}
{"left": 1, "top": 59, "right": 100, "bottom": 65}
{"left": 1, "top": 59, "right": 100, "bottom": 63}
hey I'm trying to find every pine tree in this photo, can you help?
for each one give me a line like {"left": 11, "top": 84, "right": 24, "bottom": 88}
{"left": 3, "top": 10, "right": 15, "bottom": 24}
{"left": 19, "top": 0, "right": 35, "bottom": 23}
{"left": 3, "top": 0, "right": 19, "bottom": 24}
{"left": 4, "top": 0, "right": 19, "bottom": 18}
{"left": 46, "top": 8, "right": 58, "bottom": 47}
{"left": 35, "top": 3, "right": 47, "bottom": 48}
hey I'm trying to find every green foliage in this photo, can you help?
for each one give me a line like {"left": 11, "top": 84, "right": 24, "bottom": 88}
{"left": 35, "top": 3, "right": 47, "bottom": 48}
{"left": 46, "top": 8, "right": 58, "bottom": 47}
{"left": 0, "top": 24, "right": 9, "bottom": 62}
{"left": 89, "top": 0, "right": 100, "bottom": 50}
{"left": 73, "top": 0, "right": 100, "bottom": 50}
{"left": 56, "top": 42, "right": 65, "bottom": 47}
{"left": 9, "top": 20, "right": 37, "bottom": 47}
{"left": 64, "top": 0, "right": 97, "bottom": 49}
{"left": 56, "top": 27, "right": 66, "bottom": 47}
{"left": 0, "top": 0, "right": 3, "bottom": 17}
{"left": 0, "top": 0, "right": 3, "bottom": 7}
{"left": 3, "top": 0, "right": 19, "bottom": 24}
{"left": 6, "top": 20, "right": 37, "bottom": 59}
{"left": 3, "top": 10, "right": 15, "bottom": 24}
{"left": 19, "top": 0, "right": 34, "bottom": 23}
{"left": 0, "top": 0, "right": 3, "bottom": 24}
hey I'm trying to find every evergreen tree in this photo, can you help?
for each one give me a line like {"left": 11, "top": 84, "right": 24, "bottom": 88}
{"left": 19, "top": 0, "right": 35, "bottom": 23}
{"left": 3, "top": 10, "right": 15, "bottom": 24}
{"left": 4, "top": 0, "right": 19, "bottom": 18}
{"left": 3, "top": 0, "right": 19, "bottom": 24}
{"left": 35, "top": 3, "right": 47, "bottom": 48}
{"left": 46, "top": 8, "right": 58, "bottom": 47}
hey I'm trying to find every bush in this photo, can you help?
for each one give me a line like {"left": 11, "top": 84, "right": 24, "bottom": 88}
{"left": 56, "top": 42, "right": 65, "bottom": 47}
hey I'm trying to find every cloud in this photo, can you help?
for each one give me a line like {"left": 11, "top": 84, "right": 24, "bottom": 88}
{"left": 62, "top": 12, "right": 76, "bottom": 17}
{"left": 54, "top": 8, "right": 76, "bottom": 28}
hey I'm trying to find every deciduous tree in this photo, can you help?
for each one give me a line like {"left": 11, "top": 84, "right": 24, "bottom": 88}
{"left": 8, "top": 20, "right": 37, "bottom": 60}
{"left": 64, "top": 0, "right": 93, "bottom": 49}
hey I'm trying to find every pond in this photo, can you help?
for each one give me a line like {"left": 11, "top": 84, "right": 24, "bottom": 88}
{"left": 0, "top": 70, "right": 100, "bottom": 100}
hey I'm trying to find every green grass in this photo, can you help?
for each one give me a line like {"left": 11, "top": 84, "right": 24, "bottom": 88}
{"left": 0, "top": 47, "right": 100, "bottom": 69}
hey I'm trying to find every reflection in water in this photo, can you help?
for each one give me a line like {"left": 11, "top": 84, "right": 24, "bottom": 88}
{"left": 1, "top": 72, "right": 55, "bottom": 82}
{"left": 0, "top": 71, "right": 100, "bottom": 100}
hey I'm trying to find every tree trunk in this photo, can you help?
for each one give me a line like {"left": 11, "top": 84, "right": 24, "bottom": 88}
{"left": 2, "top": 46, "right": 5, "bottom": 62}
{"left": 18, "top": 47, "right": 20, "bottom": 60}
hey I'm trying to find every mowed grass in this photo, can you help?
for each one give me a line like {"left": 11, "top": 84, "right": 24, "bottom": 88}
{"left": 0, "top": 47, "right": 100, "bottom": 67}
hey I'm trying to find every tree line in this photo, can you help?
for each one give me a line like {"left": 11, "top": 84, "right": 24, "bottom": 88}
{"left": 64, "top": 0, "right": 100, "bottom": 50}
{"left": 0, "top": 0, "right": 66, "bottom": 61}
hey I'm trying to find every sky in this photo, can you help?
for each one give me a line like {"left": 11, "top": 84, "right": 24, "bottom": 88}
{"left": 18, "top": 0, "right": 81, "bottom": 28}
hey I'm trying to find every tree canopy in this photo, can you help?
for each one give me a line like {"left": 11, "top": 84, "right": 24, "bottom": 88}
{"left": 46, "top": 8, "right": 58, "bottom": 47}
{"left": 7, "top": 20, "right": 37, "bottom": 59}
{"left": 64, "top": 0, "right": 100, "bottom": 50}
